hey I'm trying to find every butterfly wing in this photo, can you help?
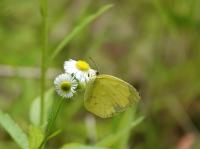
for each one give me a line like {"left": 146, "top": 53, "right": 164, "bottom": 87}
{"left": 84, "top": 74, "right": 140, "bottom": 118}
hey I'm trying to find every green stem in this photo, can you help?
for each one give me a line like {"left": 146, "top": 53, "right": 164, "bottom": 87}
{"left": 46, "top": 98, "right": 65, "bottom": 137}
{"left": 39, "top": 98, "right": 65, "bottom": 149}
{"left": 40, "top": 0, "right": 48, "bottom": 126}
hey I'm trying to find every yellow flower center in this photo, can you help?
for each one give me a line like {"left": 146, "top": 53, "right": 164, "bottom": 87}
{"left": 76, "top": 60, "right": 90, "bottom": 71}
{"left": 60, "top": 81, "right": 71, "bottom": 92}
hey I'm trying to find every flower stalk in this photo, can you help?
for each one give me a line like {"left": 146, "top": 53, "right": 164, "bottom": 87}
{"left": 40, "top": 0, "right": 48, "bottom": 126}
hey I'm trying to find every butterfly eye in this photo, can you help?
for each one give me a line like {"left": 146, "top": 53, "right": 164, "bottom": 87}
{"left": 96, "top": 71, "right": 99, "bottom": 75}
{"left": 88, "top": 74, "right": 90, "bottom": 77}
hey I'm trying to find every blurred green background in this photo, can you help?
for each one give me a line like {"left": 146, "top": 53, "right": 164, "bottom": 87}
{"left": 0, "top": 0, "right": 200, "bottom": 148}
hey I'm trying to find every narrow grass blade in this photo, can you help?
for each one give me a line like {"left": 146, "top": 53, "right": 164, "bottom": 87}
{"left": 0, "top": 110, "right": 29, "bottom": 149}
{"left": 46, "top": 129, "right": 61, "bottom": 141}
{"left": 113, "top": 108, "right": 135, "bottom": 149}
{"left": 50, "top": 4, "right": 113, "bottom": 61}
{"left": 97, "top": 116, "right": 144, "bottom": 147}
{"left": 61, "top": 143, "right": 109, "bottom": 149}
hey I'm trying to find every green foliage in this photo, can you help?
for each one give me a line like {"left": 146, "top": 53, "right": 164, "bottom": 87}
{"left": 29, "top": 88, "right": 65, "bottom": 148}
{"left": 29, "top": 88, "right": 54, "bottom": 127}
{"left": 46, "top": 129, "right": 62, "bottom": 141}
{"left": 29, "top": 125, "right": 44, "bottom": 149}
{"left": 50, "top": 4, "right": 113, "bottom": 61}
{"left": 112, "top": 108, "right": 136, "bottom": 149}
{"left": 0, "top": 110, "right": 29, "bottom": 149}
{"left": 97, "top": 114, "right": 144, "bottom": 148}
{"left": 61, "top": 143, "right": 109, "bottom": 149}
{"left": 44, "top": 97, "right": 65, "bottom": 141}
{"left": 1, "top": 0, "right": 200, "bottom": 148}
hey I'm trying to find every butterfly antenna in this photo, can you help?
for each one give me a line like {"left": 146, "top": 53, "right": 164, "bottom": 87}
{"left": 88, "top": 57, "right": 99, "bottom": 75}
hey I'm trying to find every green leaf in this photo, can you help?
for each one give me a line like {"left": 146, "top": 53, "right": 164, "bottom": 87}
{"left": 29, "top": 125, "right": 44, "bottom": 149}
{"left": 29, "top": 88, "right": 54, "bottom": 127}
{"left": 61, "top": 143, "right": 109, "bottom": 149}
{"left": 0, "top": 110, "right": 29, "bottom": 149}
{"left": 97, "top": 116, "right": 144, "bottom": 147}
{"left": 112, "top": 108, "right": 135, "bottom": 149}
{"left": 50, "top": 4, "right": 113, "bottom": 60}
{"left": 46, "top": 129, "right": 61, "bottom": 141}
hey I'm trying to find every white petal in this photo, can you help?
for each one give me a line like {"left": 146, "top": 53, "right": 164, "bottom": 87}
{"left": 63, "top": 59, "right": 97, "bottom": 85}
{"left": 54, "top": 73, "right": 78, "bottom": 99}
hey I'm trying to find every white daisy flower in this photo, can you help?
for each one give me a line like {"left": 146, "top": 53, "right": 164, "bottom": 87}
{"left": 54, "top": 73, "right": 78, "bottom": 98}
{"left": 64, "top": 59, "right": 97, "bottom": 84}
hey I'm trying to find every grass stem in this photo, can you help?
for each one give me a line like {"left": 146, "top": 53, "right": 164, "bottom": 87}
{"left": 40, "top": 0, "right": 48, "bottom": 126}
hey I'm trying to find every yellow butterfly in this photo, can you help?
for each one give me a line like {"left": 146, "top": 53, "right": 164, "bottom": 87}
{"left": 84, "top": 74, "right": 141, "bottom": 118}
